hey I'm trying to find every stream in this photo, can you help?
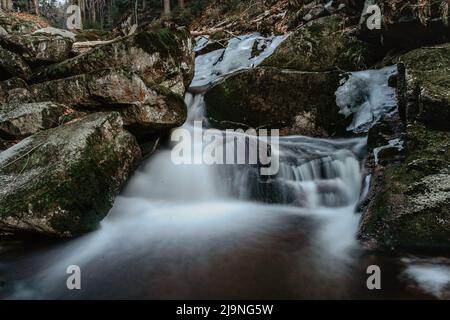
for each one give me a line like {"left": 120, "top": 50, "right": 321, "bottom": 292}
{"left": 0, "top": 33, "right": 449, "bottom": 300}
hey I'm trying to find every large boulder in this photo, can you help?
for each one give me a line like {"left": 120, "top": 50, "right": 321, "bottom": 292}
{"left": 30, "top": 69, "right": 187, "bottom": 134}
{"left": 31, "top": 27, "right": 195, "bottom": 95}
{"left": 359, "top": 42, "right": 450, "bottom": 250}
{"left": 0, "top": 47, "right": 31, "bottom": 80}
{"left": 0, "top": 33, "right": 73, "bottom": 64}
{"left": 399, "top": 43, "right": 450, "bottom": 131}
{"left": 262, "top": 15, "right": 380, "bottom": 72}
{"left": 31, "top": 69, "right": 153, "bottom": 107}
{"left": 360, "top": 124, "right": 450, "bottom": 250}
{"left": 0, "top": 112, "right": 141, "bottom": 238}
{"left": 120, "top": 85, "right": 187, "bottom": 135}
{"left": 0, "top": 101, "right": 74, "bottom": 139}
{"left": 204, "top": 67, "right": 346, "bottom": 136}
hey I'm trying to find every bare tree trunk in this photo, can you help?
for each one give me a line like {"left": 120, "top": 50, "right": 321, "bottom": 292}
{"left": 178, "top": 0, "right": 185, "bottom": 9}
{"left": 34, "top": 0, "right": 39, "bottom": 15}
{"left": 163, "top": 0, "right": 171, "bottom": 16}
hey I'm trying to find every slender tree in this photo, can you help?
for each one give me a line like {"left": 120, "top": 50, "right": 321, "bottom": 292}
{"left": 34, "top": 0, "right": 39, "bottom": 15}
{"left": 163, "top": 0, "right": 170, "bottom": 15}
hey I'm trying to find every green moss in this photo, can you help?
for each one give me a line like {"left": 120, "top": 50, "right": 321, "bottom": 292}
{"left": 364, "top": 124, "right": 450, "bottom": 250}
{"left": 262, "top": 15, "right": 379, "bottom": 72}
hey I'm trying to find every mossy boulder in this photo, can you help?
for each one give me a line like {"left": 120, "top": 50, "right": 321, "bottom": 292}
{"left": 399, "top": 42, "right": 450, "bottom": 131}
{"left": 262, "top": 15, "right": 380, "bottom": 72}
{"left": 32, "top": 27, "right": 194, "bottom": 96}
{"left": 0, "top": 47, "right": 31, "bottom": 81}
{"left": 0, "top": 34, "right": 73, "bottom": 64}
{"left": 30, "top": 69, "right": 187, "bottom": 135}
{"left": 120, "top": 84, "right": 187, "bottom": 135}
{"left": 360, "top": 124, "right": 450, "bottom": 250}
{"left": 204, "top": 67, "right": 346, "bottom": 136}
{"left": 0, "top": 112, "right": 141, "bottom": 238}
{"left": 0, "top": 102, "right": 74, "bottom": 139}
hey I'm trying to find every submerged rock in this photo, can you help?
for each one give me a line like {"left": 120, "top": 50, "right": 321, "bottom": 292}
{"left": 262, "top": 15, "right": 380, "bottom": 72}
{"left": 204, "top": 67, "right": 346, "bottom": 136}
{"left": 0, "top": 102, "right": 73, "bottom": 139}
{"left": 0, "top": 112, "right": 141, "bottom": 238}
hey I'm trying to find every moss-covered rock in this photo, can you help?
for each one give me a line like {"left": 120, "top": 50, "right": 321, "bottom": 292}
{"left": 32, "top": 27, "right": 194, "bottom": 96}
{"left": 121, "top": 84, "right": 187, "bottom": 135}
{"left": 262, "top": 15, "right": 380, "bottom": 72}
{"left": 30, "top": 69, "right": 187, "bottom": 135}
{"left": 0, "top": 101, "right": 73, "bottom": 139}
{"left": 204, "top": 67, "right": 346, "bottom": 136}
{"left": 399, "top": 42, "right": 450, "bottom": 131}
{"left": 0, "top": 34, "right": 73, "bottom": 64}
{"left": 360, "top": 124, "right": 450, "bottom": 250}
{"left": 0, "top": 112, "right": 141, "bottom": 238}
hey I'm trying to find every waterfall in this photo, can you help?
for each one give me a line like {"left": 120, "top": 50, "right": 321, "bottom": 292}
{"left": 2, "top": 34, "right": 405, "bottom": 300}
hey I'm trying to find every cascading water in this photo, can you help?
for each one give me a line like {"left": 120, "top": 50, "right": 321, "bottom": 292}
{"left": 0, "top": 34, "right": 446, "bottom": 300}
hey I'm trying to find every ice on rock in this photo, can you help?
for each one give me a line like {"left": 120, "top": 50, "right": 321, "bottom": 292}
{"left": 190, "top": 33, "right": 286, "bottom": 91}
{"left": 335, "top": 65, "right": 398, "bottom": 133}
{"left": 194, "top": 36, "right": 210, "bottom": 53}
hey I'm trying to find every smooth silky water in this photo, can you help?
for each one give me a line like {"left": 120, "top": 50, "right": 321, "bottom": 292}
{"left": 0, "top": 34, "right": 448, "bottom": 299}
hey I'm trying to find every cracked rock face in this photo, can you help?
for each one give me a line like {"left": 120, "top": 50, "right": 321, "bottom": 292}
{"left": 0, "top": 101, "right": 74, "bottom": 139}
{"left": 0, "top": 34, "right": 73, "bottom": 64}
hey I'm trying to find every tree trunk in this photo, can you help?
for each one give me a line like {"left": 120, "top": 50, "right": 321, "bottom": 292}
{"left": 178, "top": 0, "right": 185, "bottom": 9}
{"left": 163, "top": 0, "right": 171, "bottom": 16}
{"left": 34, "top": 0, "right": 39, "bottom": 15}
